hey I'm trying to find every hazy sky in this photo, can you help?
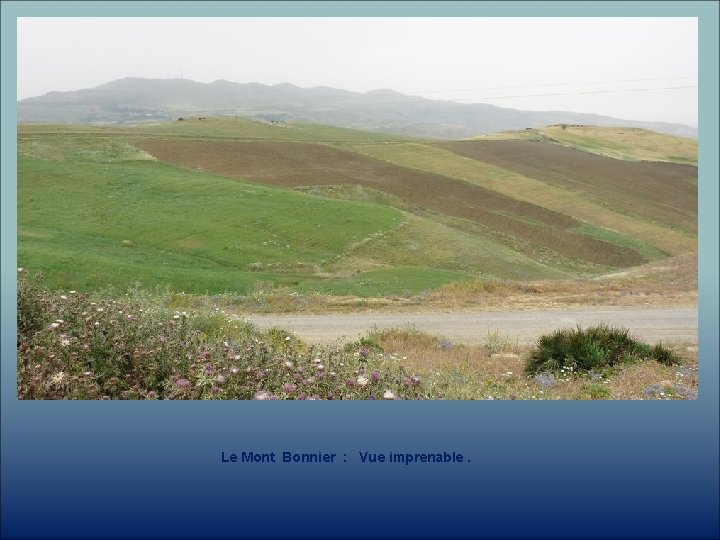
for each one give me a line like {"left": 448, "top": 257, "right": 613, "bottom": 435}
{"left": 17, "top": 17, "right": 698, "bottom": 126}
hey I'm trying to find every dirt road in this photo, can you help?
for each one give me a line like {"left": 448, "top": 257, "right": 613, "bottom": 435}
{"left": 244, "top": 307, "right": 698, "bottom": 345}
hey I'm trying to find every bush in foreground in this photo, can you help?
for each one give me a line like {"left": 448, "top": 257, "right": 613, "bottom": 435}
{"left": 17, "top": 271, "right": 427, "bottom": 400}
{"left": 525, "top": 324, "right": 681, "bottom": 375}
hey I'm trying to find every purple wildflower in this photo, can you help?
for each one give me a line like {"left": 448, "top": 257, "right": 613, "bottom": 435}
{"left": 282, "top": 383, "right": 296, "bottom": 393}
{"left": 175, "top": 378, "right": 191, "bottom": 388}
{"left": 370, "top": 370, "right": 381, "bottom": 382}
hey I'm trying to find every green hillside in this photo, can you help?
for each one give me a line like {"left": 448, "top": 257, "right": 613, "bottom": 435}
{"left": 17, "top": 120, "right": 697, "bottom": 296}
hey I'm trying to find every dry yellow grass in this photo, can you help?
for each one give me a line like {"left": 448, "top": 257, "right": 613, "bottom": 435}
{"left": 370, "top": 328, "right": 697, "bottom": 400}
{"left": 213, "top": 253, "right": 697, "bottom": 314}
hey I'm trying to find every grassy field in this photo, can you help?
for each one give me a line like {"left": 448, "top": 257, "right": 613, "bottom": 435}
{"left": 17, "top": 120, "right": 699, "bottom": 401}
{"left": 18, "top": 119, "right": 697, "bottom": 297}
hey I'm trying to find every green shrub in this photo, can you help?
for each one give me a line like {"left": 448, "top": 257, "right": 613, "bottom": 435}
{"left": 582, "top": 383, "right": 612, "bottom": 400}
{"left": 525, "top": 324, "right": 681, "bottom": 375}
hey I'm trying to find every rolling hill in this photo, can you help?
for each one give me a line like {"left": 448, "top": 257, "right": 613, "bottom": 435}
{"left": 17, "top": 118, "right": 697, "bottom": 296}
{"left": 17, "top": 77, "right": 697, "bottom": 139}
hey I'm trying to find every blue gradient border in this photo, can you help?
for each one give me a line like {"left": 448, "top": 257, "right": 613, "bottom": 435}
{"left": 2, "top": 2, "right": 718, "bottom": 539}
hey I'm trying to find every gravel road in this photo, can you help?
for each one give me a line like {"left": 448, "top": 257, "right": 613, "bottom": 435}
{"left": 245, "top": 307, "right": 698, "bottom": 345}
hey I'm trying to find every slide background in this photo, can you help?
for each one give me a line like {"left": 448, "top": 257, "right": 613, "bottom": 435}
{"left": 2, "top": 2, "right": 718, "bottom": 539}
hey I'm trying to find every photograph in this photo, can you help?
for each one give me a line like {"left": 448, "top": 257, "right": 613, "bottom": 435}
{"left": 2, "top": 2, "right": 718, "bottom": 540}
{"left": 16, "top": 16, "right": 699, "bottom": 400}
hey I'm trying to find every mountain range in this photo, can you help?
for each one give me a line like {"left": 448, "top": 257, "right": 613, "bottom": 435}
{"left": 17, "top": 77, "right": 696, "bottom": 139}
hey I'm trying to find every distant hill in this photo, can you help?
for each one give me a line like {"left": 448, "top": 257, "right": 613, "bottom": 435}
{"left": 17, "top": 77, "right": 697, "bottom": 139}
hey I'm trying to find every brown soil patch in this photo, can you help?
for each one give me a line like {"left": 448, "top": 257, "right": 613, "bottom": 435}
{"left": 137, "top": 139, "right": 646, "bottom": 267}
{"left": 433, "top": 140, "right": 697, "bottom": 232}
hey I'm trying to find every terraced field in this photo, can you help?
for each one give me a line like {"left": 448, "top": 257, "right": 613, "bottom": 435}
{"left": 17, "top": 119, "right": 697, "bottom": 297}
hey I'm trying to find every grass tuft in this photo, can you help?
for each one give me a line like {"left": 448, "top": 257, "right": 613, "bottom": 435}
{"left": 525, "top": 324, "right": 681, "bottom": 375}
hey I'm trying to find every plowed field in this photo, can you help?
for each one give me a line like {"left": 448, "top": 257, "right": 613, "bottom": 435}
{"left": 434, "top": 140, "right": 697, "bottom": 232}
{"left": 137, "top": 139, "right": 646, "bottom": 267}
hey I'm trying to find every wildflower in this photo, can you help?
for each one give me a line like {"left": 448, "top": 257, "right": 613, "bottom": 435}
{"left": 49, "top": 372, "right": 66, "bottom": 387}
{"left": 60, "top": 295, "right": 67, "bottom": 300}
{"left": 383, "top": 390, "right": 396, "bottom": 400}
{"left": 229, "top": 366, "right": 240, "bottom": 375}
{"left": 175, "top": 379, "right": 191, "bottom": 388}
{"left": 59, "top": 335, "right": 70, "bottom": 347}
{"left": 410, "top": 375, "right": 421, "bottom": 386}
{"left": 204, "top": 364, "right": 215, "bottom": 374}
{"left": 283, "top": 361, "right": 294, "bottom": 369}
{"left": 358, "top": 347, "right": 370, "bottom": 358}
{"left": 315, "top": 364, "right": 324, "bottom": 370}
{"left": 283, "top": 383, "right": 296, "bottom": 393}
{"left": 83, "top": 371, "right": 92, "bottom": 376}
{"left": 357, "top": 376, "right": 369, "bottom": 386}
{"left": 305, "top": 377, "right": 316, "bottom": 384}
{"left": 285, "top": 336, "right": 291, "bottom": 341}
{"left": 254, "top": 390, "right": 271, "bottom": 400}
{"left": 69, "top": 290, "right": 76, "bottom": 294}
{"left": 146, "top": 391, "right": 158, "bottom": 399}
{"left": 346, "top": 378, "right": 355, "bottom": 387}
{"left": 97, "top": 307, "right": 104, "bottom": 312}
{"left": 173, "top": 315, "right": 180, "bottom": 320}
{"left": 370, "top": 371, "right": 380, "bottom": 382}
{"left": 17, "top": 267, "right": 24, "bottom": 272}
{"left": 49, "top": 322, "right": 61, "bottom": 329}
{"left": 216, "top": 375, "right": 226, "bottom": 385}
{"left": 312, "top": 358, "right": 322, "bottom": 364}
